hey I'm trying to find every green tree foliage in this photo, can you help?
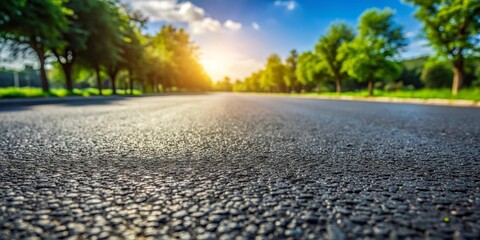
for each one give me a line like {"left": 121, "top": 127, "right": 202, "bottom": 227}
{"left": 1, "top": 0, "right": 212, "bottom": 94}
{"left": 214, "top": 76, "right": 233, "bottom": 91}
{"left": 397, "top": 56, "right": 428, "bottom": 89}
{"left": 421, "top": 59, "right": 453, "bottom": 88}
{"left": 295, "top": 51, "right": 327, "bottom": 91}
{"left": 342, "top": 8, "right": 406, "bottom": 96}
{"left": 475, "top": 67, "right": 480, "bottom": 87}
{"left": 232, "top": 79, "right": 247, "bottom": 92}
{"left": 284, "top": 50, "right": 298, "bottom": 92}
{"left": 51, "top": 0, "right": 97, "bottom": 91}
{"left": 169, "top": 29, "right": 211, "bottom": 91}
{"left": 405, "top": 0, "right": 480, "bottom": 95}
{"left": 78, "top": 0, "right": 122, "bottom": 95}
{"left": 243, "top": 70, "right": 263, "bottom": 92}
{"left": 3, "top": 1, "right": 478, "bottom": 96}
{"left": 261, "top": 54, "right": 286, "bottom": 92}
{"left": 0, "top": 0, "right": 68, "bottom": 92}
{"left": 0, "top": 1, "right": 26, "bottom": 23}
{"left": 116, "top": 11, "right": 145, "bottom": 95}
{"left": 315, "top": 22, "right": 355, "bottom": 93}
{"left": 144, "top": 30, "right": 175, "bottom": 93}
{"left": 86, "top": 3, "right": 142, "bottom": 95}
{"left": 145, "top": 25, "right": 211, "bottom": 92}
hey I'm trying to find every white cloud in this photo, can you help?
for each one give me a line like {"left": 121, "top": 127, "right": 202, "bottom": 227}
{"left": 252, "top": 22, "right": 260, "bottom": 31}
{"left": 224, "top": 20, "right": 242, "bottom": 31}
{"left": 177, "top": 2, "right": 205, "bottom": 22}
{"left": 129, "top": 0, "right": 203, "bottom": 22}
{"left": 405, "top": 31, "right": 416, "bottom": 39}
{"left": 401, "top": 39, "right": 433, "bottom": 59}
{"left": 190, "top": 17, "right": 222, "bottom": 34}
{"left": 400, "top": 28, "right": 433, "bottom": 58}
{"left": 274, "top": 1, "right": 298, "bottom": 11}
{"left": 126, "top": 0, "right": 242, "bottom": 35}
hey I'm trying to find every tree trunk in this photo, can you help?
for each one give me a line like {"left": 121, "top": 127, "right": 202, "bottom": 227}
{"left": 335, "top": 75, "right": 342, "bottom": 93}
{"left": 128, "top": 68, "right": 134, "bottom": 95}
{"left": 30, "top": 40, "right": 49, "bottom": 92}
{"left": 52, "top": 49, "right": 75, "bottom": 92}
{"left": 296, "top": 84, "right": 302, "bottom": 93}
{"left": 95, "top": 67, "right": 102, "bottom": 96}
{"left": 368, "top": 78, "right": 374, "bottom": 96}
{"left": 63, "top": 64, "right": 73, "bottom": 92}
{"left": 110, "top": 74, "right": 117, "bottom": 95}
{"left": 37, "top": 52, "right": 49, "bottom": 92}
{"left": 452, "top": 57, "right": 464, "bottom": 96}
{"left": 108, "top": 66, "right": 118, "bottom": 95}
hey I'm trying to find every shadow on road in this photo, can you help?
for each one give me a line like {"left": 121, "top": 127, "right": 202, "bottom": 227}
{"left": 0, "top": 97, "right": 129, "bottom": 112}
{"left": 0, "top": 93, "right": 210, "bottom": 112}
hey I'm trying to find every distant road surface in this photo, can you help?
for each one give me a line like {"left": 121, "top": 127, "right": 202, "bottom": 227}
{"left": 1, "top": 93, "right": 479, "bottom": 239}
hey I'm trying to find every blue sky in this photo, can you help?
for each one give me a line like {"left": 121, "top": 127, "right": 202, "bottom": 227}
{"left": 126, "top": 0, "right": 432, "bottom": 81}
{"left": 10, "top": 0, "right": 433, "bottom": 81}
{"left": 0, "top": 0, "right": 432, "bottom": 81}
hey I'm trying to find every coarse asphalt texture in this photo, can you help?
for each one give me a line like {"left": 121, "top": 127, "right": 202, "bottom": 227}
{"left": 0, "top": 93, "right": 479, "bottom": 239}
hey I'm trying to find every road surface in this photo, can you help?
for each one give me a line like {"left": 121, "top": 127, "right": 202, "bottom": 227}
{"left": 0, "top": 93, "right": 479, "bottom": 239}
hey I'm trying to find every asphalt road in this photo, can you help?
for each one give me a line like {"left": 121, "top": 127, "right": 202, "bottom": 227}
{"left": 0, "top": 93, "right": 479, "bottom": 239}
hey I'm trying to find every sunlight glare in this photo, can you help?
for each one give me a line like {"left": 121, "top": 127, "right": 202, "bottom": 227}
{"left": 200, "top": 52, "right": 231, "bottom": 82}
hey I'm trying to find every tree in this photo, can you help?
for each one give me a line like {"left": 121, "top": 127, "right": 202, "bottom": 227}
{"left": 118, "top": 17, "right": 144, "bottom": 95}
{"left": 397, "top": 56, "right": 429, "bottom": 89}
{"left": 284, "top": 50, "right": 298, "bottom": 92}
{"left": 78, "top": 0, "right": 122, "bottom": 95}
{"left": 295, "top": 51, "right": 326, "bottom": 91}
{"left": 342, "top": 8, "right": 406, "bottom": 96}
{"left": 102, "top": 6, "right": 145, "bottom": 95}
{"left": 170, "top": 28, "right": 211, "bottom": 91}
{"left": 261, "top": 54, "right": 285, "bottom": 92}
{"left": 244, "top": 70, "right": 262, "bottom": 92}
{"left": 149, "top": 25, "right": 181, "bottom": 91}
{"left": 52, "top": 0, "right": 94, "bottom": 92}
{"left": 421, "top": 59, "right": 453, "bottom": 88}
{"left": 144, "top": 40, "right": 176, "bottom": 92}
{"left": 215, "top": 76, "right": 233, "bottom": 91}
{"left": 144, "top": 25, "right": 210, "bottom": 92}
{"left": 315, "top": 22, "right": 355, "bottom": 93}
{"left": 405, "top": 0, "right": 480, "bottom": 95}
{"left": 0, "top": 0, "right": 68, "bottom": 92}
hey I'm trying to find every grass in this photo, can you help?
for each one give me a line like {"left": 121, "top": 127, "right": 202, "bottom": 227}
{"left": 304, "top": 88, "right": 480, "bottom": 101}
{"left": 2, "top": 87, "right": 479, "bottom": 101}
{"left": 0, "top": 87, "right": 142, "bottom": 98}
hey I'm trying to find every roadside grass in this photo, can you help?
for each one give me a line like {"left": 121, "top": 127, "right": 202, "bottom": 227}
{"left": 304, "top": 88, "right": 480, "bottom": 101}
{"left": 2, "top": 87, "right": 479, "bottom": 101}
{"left": 0, "top": 87, "right": 142, "bottom": 98}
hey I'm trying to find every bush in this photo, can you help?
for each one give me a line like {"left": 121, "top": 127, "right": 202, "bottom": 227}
{"left": 374, "top": 81, "right": 384, "bottom": 90}
{"left": 421, "top": 60, "right": 453, "bottom": 88}
{"left": 474, "top": 68, "right": 480, "bottom": 87}
{"left": 384, "top": 82, "right": 403, "bottom": 91}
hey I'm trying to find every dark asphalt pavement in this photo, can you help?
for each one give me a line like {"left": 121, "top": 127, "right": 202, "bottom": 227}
{"left": 1, "top": 93, "right": 479, "bottom": 239}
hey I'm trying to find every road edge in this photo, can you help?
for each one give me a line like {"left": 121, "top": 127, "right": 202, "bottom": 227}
{"left": 240, "top": 93, "right": 480, "bottom": 108}
{"left": 1, "top": 93, "right": 478, "bottom": 108}
{"left": 0, "top": 95, "right": 132, "bottom": 106}
{"left": 0, "top": 93, "right": 210, "bottom": 107}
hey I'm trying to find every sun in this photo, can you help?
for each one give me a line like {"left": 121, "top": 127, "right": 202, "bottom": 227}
{"left": 200, "top": 53, "right": 232, "bottom": 82}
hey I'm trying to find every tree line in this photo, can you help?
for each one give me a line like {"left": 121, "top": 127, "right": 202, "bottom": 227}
{"left": 218, "top": 2, "right": 479, "bottom": 96}
{"left": 0, "top": 0, "right": 211, "bottom": 94}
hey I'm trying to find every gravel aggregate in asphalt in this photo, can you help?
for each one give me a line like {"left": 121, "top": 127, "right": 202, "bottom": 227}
{"left": 0, "top": 94, "right": 479, "bottom": 239}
